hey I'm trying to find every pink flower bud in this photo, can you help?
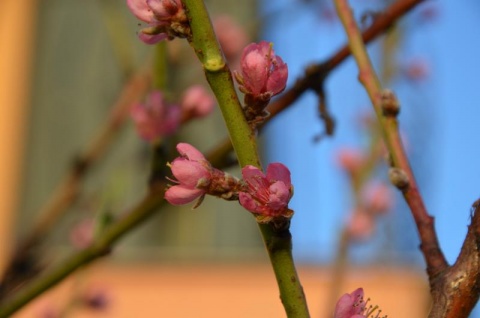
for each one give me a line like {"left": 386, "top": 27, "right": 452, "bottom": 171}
{"left": 130, "top": 90, "right": 181, "bottom": 142}
{"left": 165, "top": 143, "right": 213, "bottom": 205}
{"left": 126, "top": 0, "right": 188, "bottom": 44}
{"left": 239, "top": 163, "right": 293, "bottom": 222}
{"left": 166, "top": 143, "right": 243, "bottom": 207}
{"left": 180, "top": 85, "right": 215, "bottom": 118}
{"left": 235, "top": 41, "right": 288, "bottom": 102}
{"left": 334, "top": 288, "right": 366, "bottom": 318}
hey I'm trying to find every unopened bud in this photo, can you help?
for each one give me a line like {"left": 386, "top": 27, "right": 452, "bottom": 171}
{"left": 381, "top": 89, "right": 400, "bottom": 117}
{"left": 388, "top": 168, "right": 409, "bottom": 190}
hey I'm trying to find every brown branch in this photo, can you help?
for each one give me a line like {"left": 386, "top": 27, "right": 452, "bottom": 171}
{"left": 428, "top": 201, "right": 480, "bottom": 318}
{"left": 331, "top": 0, "right": 480, "bottom": 317}
{"left": 333, "top": 0, "right": 448, "bottom": 282}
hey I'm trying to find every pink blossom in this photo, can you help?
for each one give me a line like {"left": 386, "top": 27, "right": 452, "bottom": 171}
{"left": 334, "top": 288, "right": 366, "bottom": 318}
{"left": 165, "top": 143, "right": 242, "bottom": 206}
{"left": 130, "top": 90, "right": 181, "bottom": 142}
{"left": 336, "top": 148, "right": 365, "bottom": 174}
{"left": 213, "top": 16, "right": 249, "bottom": 59}
{"left": 165, "top": 143, "right": 213, "bottom": 205}
{"left": 126, "top": 0, "right": 188, "bottom": 44}
{"left": 180, "top": 85, "right": 215, "bottom": 118}
{"left": 234, "top": 41, "right": 288, "bottom": 102}
{"left": 239, "top": 163, "right": 293, "bottom": 221}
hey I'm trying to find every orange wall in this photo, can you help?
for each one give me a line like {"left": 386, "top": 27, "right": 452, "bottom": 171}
{"left": 0, "top": 0, "right": 37, "bottom": 270}
{"left": 17, "top": 263, "right": 430, "bottom": 317}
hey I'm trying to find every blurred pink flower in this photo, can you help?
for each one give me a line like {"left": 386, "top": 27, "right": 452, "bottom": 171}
{"left": 363, "top": 182, "right": 393, "bottom": 214}
{"left": 126, "top": 0, "right": 188, "bottom": 44}
{"left": 334, "top": 288, "right": 366, "bottom": 318}
{"left": 130, "top": 90, "right": 181, "bottom": 142}
{"left": 165, "top": 143, "right": 213, "bottom": 206}
{"left": 180, "top": 85, "right": 215, "bottom": 118}
{"left": 69, "top": 219, "right": 94, "bottom": 250}
{"left": 336, "top": 148, "right": 365, "bottom": 174}
{"left": 234, "top": 41, "right": 288, "bottom": 102}
{"left": 239, "top": 163, "right": 293, "bottom": 222}
{"left": 346, "top": 210, "right": 375, "bottom": 241}
{"left": 403, "top": 58, "right": 430, "bottom": 81}
{"left": 213, "top": 16, "right": 249, "bottom": 59}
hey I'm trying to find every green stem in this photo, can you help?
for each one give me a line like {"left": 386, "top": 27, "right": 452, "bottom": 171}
{"left": 182, "top": 0, "right": 259, "bottom": 168}
{"left": 182, "top": 1, "right": 310, "bottom": 317}
{"left": 153, "top": 42, "right": 168, "bottom": 90}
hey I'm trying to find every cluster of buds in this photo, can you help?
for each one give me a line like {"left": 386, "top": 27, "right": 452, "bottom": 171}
{"left": 126, "top": 0, "right": 189, "bottom": 44}
{"left": 334, "top": 288, "right": 387, "bottom": 318}
{"left": 164, "top": 143, "right": 294, "bottom": 224}
{"left": 234, "top": 41, "right": 288, "bottom": 124}
{"left": 130, "top": 86, "right": 215, "bottom": 142}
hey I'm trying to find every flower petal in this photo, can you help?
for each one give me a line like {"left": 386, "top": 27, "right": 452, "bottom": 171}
{"left": 268, "top": 181, "right": 290, "bottom": 210}
{"left": 127, "top": 0, "right": 156, "bottom": 23}
{"left": 334, "top": 288, "right": 365, "bottom": 318}
{"left": 170, "top": 158, "right": 210, "bottom": 187}
{"left": 240, "top": 42, "right": 271, "bottom": 95}
{"left": 266, "top": 163, "right": 291, "bottom": 186}
{"left": 176, "top": 143, "right": 206, "bottom": 161}
{"left": 266, "top": 55, "right": 288, "bottom": 95}
{"left": 165, "top": 185, "right": 205, "bottom": 205}
{"left": 138, "top": 31, "right": 168, "bottom": 44}
{"left": 146, "top": 0, "right": 181, "bottom": 20}
{"left": 239, "top": 192, "right": 262, "bottom": 213}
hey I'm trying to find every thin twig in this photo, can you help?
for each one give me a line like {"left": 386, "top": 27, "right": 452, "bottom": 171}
{"left": 0, "top": 183, "right": 165, "bottom": 317}
{"left": 265, "top": 0, "right": 425, "bottom": 121}
{"left": 333, "top": 0, "right": 447, "bottom": 278}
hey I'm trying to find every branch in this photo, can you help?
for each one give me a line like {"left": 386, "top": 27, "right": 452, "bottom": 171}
{"left": 183, "top": 1, "right": 310, "bottom": 316}
{"left": 266, "top": 0, "right": 425, "bottom": 121}
{"left": 333, "top": 0, "right": 448, "bottom": 280}
{"left": 0, "top": 70, "right": 151, "bottom": 298}
{"left": 0, "top": 182, "right": 164, "bottom": 317}
{"left": 428, "top": 201, "right": 480, "bottom": 318}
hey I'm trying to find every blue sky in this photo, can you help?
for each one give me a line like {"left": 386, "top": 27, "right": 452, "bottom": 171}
{"left": 260, "top": 0, "right": 480, "bottom": 270}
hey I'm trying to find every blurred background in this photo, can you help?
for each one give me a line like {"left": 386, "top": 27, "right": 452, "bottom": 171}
{"left": 1, "top": 0, "right": 479, "bottom": 317}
